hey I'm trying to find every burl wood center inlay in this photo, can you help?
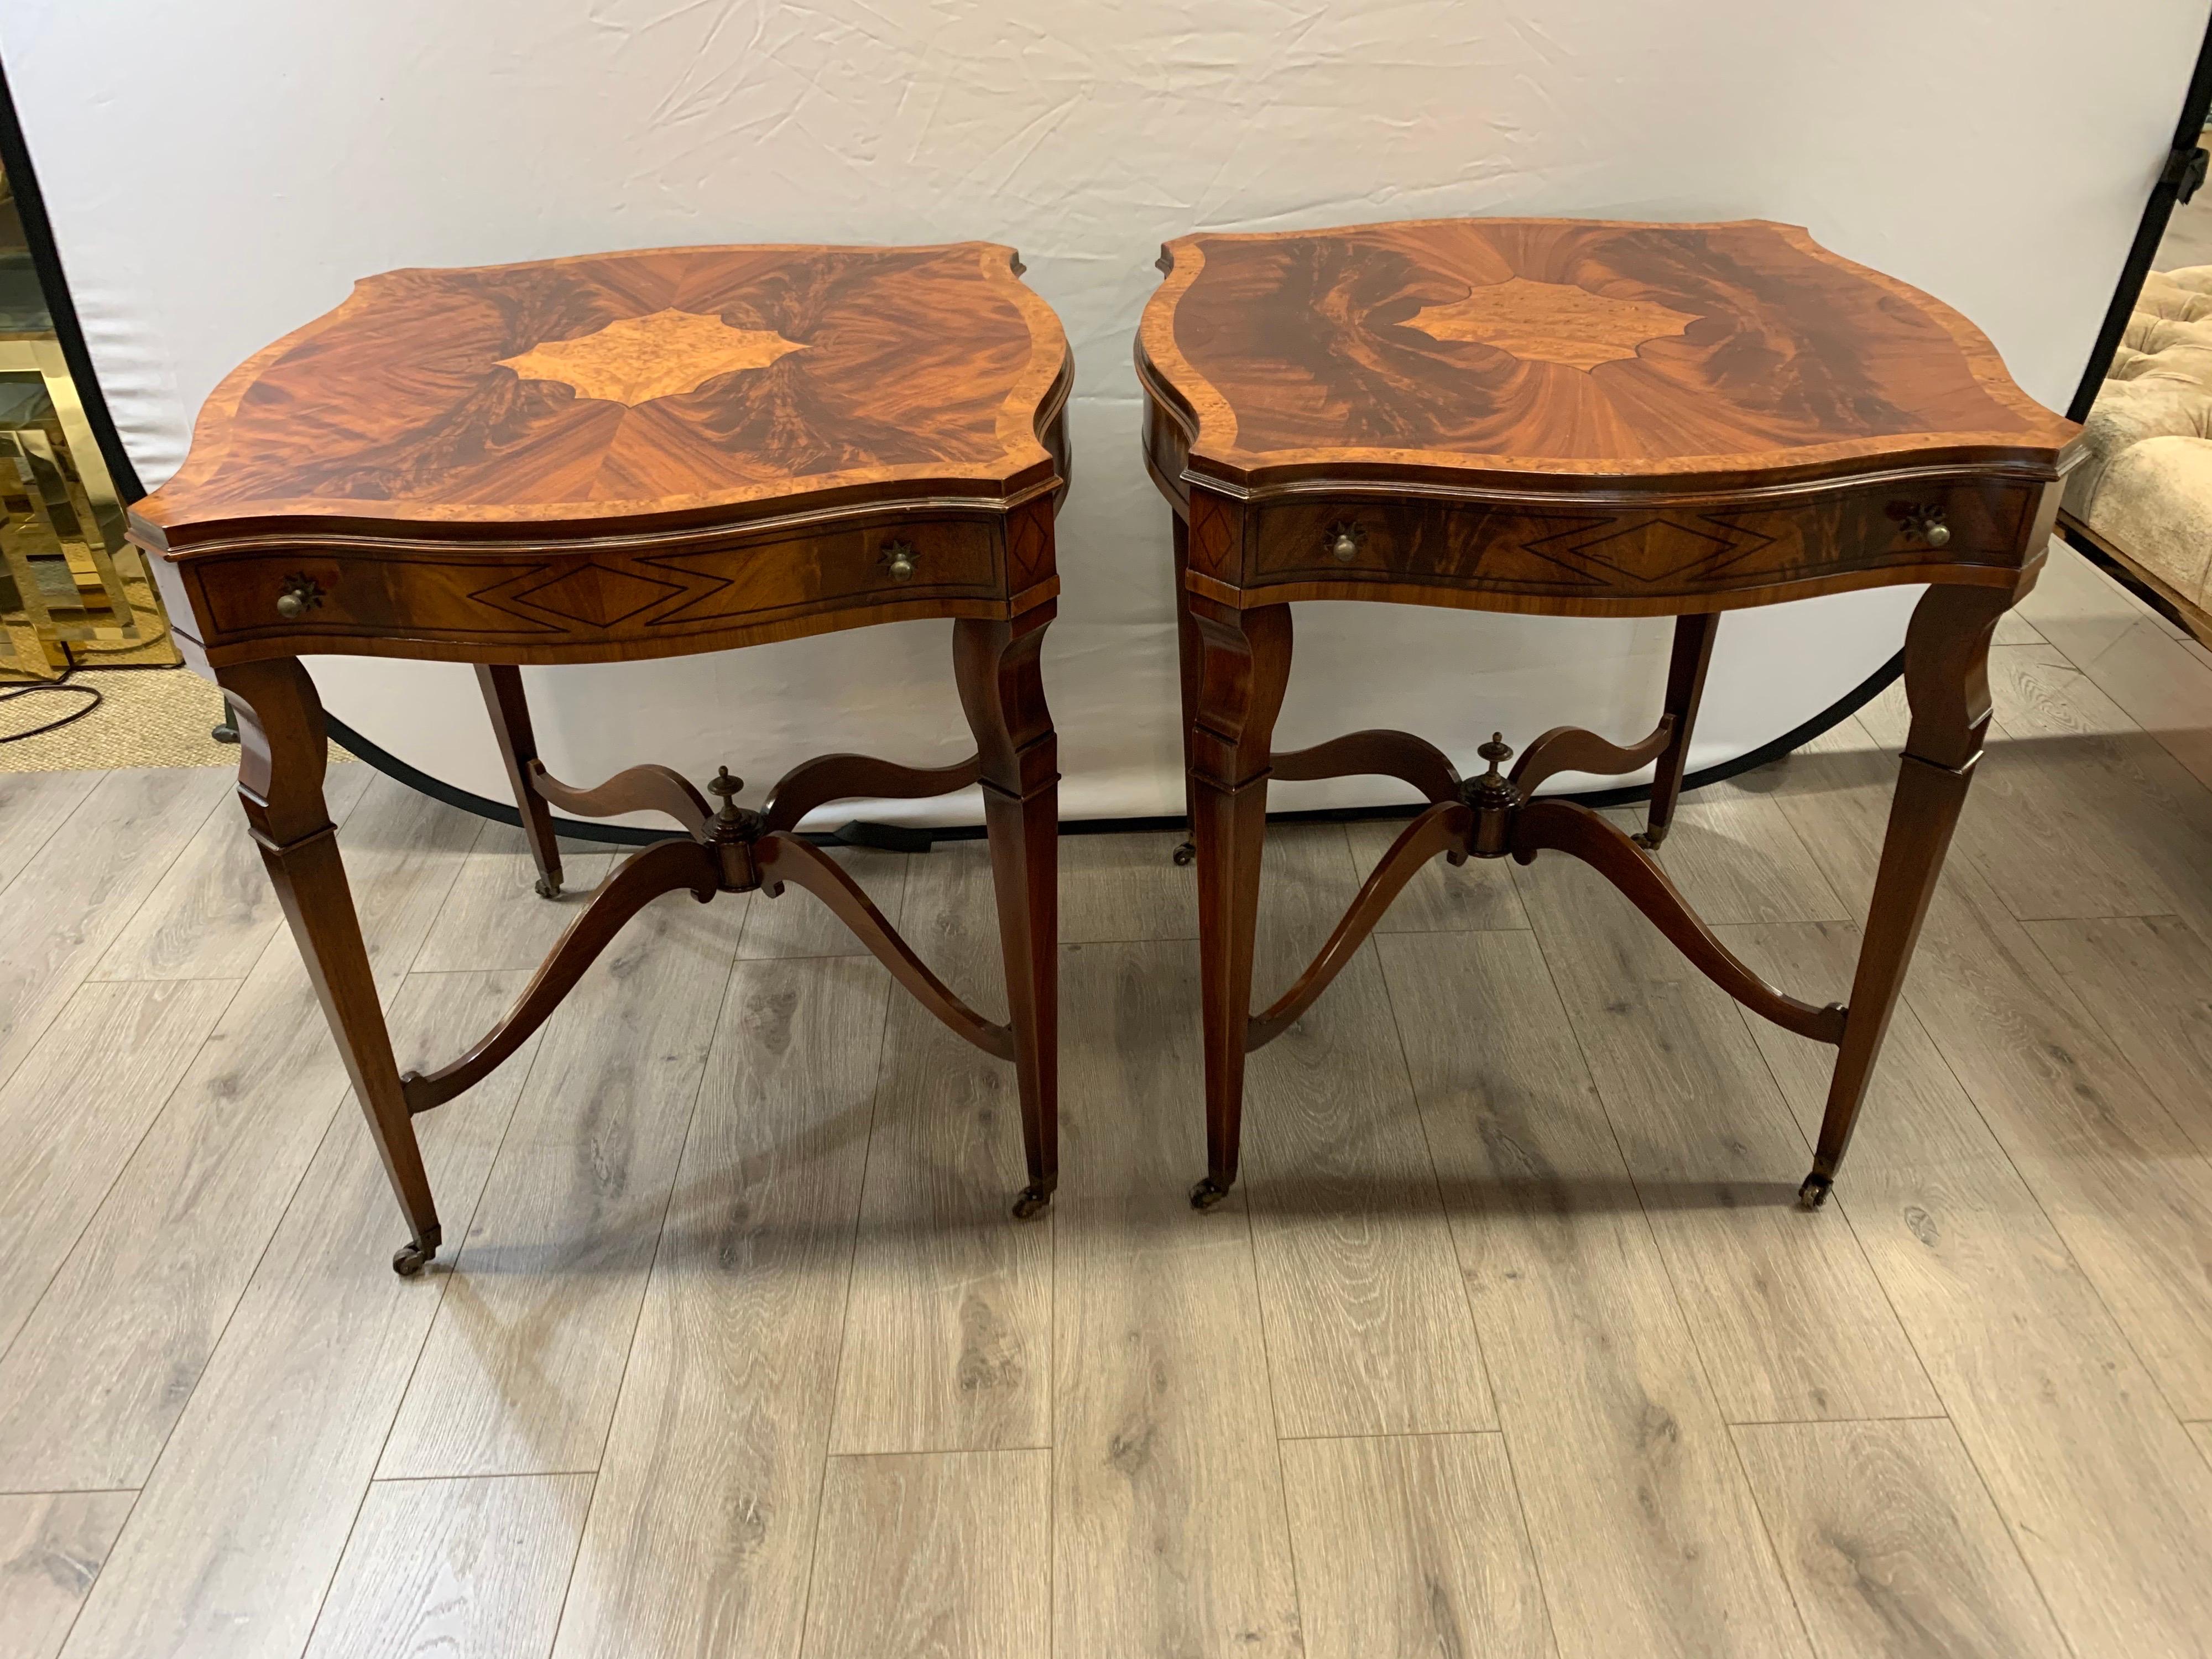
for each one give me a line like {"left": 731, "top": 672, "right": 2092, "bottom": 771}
{"left": 497, "top": 308, "right": 808, "bottom": 407}
{"left": 1406, "top": 275, "right": 1698, "bottom": 370}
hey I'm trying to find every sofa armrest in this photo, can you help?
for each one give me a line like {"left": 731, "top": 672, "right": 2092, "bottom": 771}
{"left": 2068, "top": 377, "right": 2212, "bottom": 519}
{"left": 2089, "top": 435, "right": 2212, "bottom": 635}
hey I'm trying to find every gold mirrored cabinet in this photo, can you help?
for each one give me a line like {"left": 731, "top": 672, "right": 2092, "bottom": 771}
{"left": 0, "top": 154, "right": 176, "bottom": 686}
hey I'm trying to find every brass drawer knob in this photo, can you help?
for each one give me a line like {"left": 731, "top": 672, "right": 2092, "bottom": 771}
{"left": 882, "top": 540, "right": 917, "bottom": 582}
{"left": 274, "top": 574, "right": 325, "bottom": 619}
{"left": 1903, "top": 505, "right": 1951, "bottom": 548}
{"left": 1327, "top": 521, "right": 1366, "bottom": 564}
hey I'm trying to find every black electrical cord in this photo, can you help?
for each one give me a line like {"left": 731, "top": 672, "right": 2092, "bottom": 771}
{"left": 0, "top": 665, "right": 101, "bottom": 740}
{"left": 0, "top": 609, "right": 186, "bottom": 744}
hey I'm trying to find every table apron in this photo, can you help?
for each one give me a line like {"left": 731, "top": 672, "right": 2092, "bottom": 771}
{"left": 1183, "top": 475, "right": 2061, "bottom": 615}
{"left": 144, "top": 508, "right": 1057, "bottom": 666}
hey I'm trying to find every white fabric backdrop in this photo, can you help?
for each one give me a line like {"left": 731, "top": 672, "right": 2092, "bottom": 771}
{"left": 4, "top": 1, "right": 2197, "bottom": 825}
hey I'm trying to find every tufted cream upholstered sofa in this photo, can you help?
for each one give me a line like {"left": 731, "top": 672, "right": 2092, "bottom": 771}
{"left": 2064, "top": 266, "right": 2212, "bottom": 643}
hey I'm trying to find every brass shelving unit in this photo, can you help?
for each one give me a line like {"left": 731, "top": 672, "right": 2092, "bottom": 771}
{"left": 0, "top": 166, "right": 174, "bottom": 682}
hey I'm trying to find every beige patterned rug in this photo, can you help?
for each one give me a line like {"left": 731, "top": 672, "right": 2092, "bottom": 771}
{"left": 0, "top": 664, "right": 356, "bottom": 771}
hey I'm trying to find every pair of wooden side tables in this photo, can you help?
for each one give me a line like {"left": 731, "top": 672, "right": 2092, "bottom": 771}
{"left": 133, "top": 224, "right": 2080, "bottom": 1273}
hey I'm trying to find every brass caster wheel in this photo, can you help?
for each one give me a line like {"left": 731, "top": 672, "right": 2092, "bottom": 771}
{"left": 1190, "top": 1176, "right": 1232, "bottom": 1211}
{"left": 534, "top": 874, "right": 562, "bottom": 900}
{"left": 1011, "top": 1182, "right": 1054, "bottom": 1220}
{"left": 1171, "top": 839, "right": 1197, "bottom": 867}
{"left": 1797, "top": 1171, "right": 1833, "bottom": 1210}
{"left": 1632, "top": 828, "right": 1667, "bottom": 852}
{"left": 392, "top": 1238, "right": 437, "bottom": 1277}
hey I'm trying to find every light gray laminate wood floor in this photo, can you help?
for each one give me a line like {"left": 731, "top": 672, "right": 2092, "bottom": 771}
{"left": 4, "top": 542, "right": 2212, "bottom": 1659}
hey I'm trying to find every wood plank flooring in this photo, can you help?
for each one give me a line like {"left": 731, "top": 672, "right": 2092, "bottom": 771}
{"left": 6, "top": 542, "right": 2212, "bottom": 1657}
{"left": 300, "top": 1474, "right": 591, "bottom": 1659}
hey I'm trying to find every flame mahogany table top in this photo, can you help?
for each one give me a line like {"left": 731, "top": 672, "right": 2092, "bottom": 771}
{"left": 134, "top": 241, "right": 1071, "bottom": 554}
{"left": 1138, "top": 217, "right": 2079, "bottom": 499}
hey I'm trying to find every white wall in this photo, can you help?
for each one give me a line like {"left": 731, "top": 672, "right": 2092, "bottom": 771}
{"left": 4, "top": 1, "right": 2197, "bottom": 825}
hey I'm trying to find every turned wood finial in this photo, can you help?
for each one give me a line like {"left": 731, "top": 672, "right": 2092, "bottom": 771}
{"left": 706, "top": 766, "right": 766, "bottom": 854}
{"left": 1468, "top": 733, "right": 1518, "bottom": 805}
{"left": 708, "top": 766, "right": 744, "bottom": 824}
{"left": 1464, "top": 733, "right": 1522, "bottom": 855}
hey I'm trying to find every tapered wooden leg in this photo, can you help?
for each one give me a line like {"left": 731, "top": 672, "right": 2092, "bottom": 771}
{"left": 954, "top": 607, "right": 1060, "bottom": 1218}
{"left": 476, "top": 662, "right": 564, "bottom": 899}
{"left": 1186, "top": 597, "right": 1293, "bottom": 1208}
{"left": 1803, "top": 576, "right": 2027, "bottom": 1206}
{"left": 1172, "top": 514, "right": 1202, "bottom": 866}
{"left": 215, "top": 656, "right": 441, "bottom": 1275}
{"left": 1636, "top": 611, "right": 1719, "bottom": 849}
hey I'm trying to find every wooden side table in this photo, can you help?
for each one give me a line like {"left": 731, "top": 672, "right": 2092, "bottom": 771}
{"left": 132, "top": 242, "right": 1071, "bottom": 1272}
{"left": 1136, "top": 217, "right": 2080, "bottom": 1211}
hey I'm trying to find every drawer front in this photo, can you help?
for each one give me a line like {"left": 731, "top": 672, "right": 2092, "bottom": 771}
{"left": 187, "top": 515, "right": 1006, "bottom": 654}
{"left": 1245, "top": 479, "right": 2042, "bottom": 606}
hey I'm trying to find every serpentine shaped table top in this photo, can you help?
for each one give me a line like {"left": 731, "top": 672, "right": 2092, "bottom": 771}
{"left": 1138, "top": 217, "right": 2080, "bottom": 497}
{"left": 133, "top": 241, "right": 1071, "bottom": 554}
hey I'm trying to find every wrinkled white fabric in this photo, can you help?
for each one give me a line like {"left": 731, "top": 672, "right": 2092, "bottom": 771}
{"left": 3, "top": 1, "right": 2185, "bottom": 822}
